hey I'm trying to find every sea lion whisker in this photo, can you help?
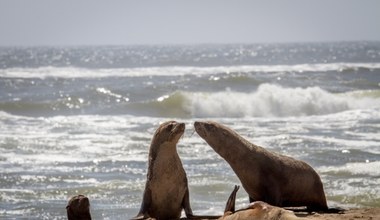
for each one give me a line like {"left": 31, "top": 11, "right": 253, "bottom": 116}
{"left": 189, "top": 129, "right": 196, "bottom": 137}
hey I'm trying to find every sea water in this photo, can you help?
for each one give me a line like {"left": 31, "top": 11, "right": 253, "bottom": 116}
{"left": 0, "top": 42, "right": 379, "bottom": 219}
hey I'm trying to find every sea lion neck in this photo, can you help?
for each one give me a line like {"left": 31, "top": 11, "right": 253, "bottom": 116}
{"left": 149, "top": 121, "right": 185, "bottom": 160}
{"left": 151, "top": 141, "right": 179, "bottom": 157}
{"left": 149, "top": 135, "right": 182, "bottom": 163}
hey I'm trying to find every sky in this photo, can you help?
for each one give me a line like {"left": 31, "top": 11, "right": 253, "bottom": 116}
{"left": 0, "top": 0, "right": 379, "bottom": 46}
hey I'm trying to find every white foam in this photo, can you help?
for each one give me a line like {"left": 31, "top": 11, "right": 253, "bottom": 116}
{"left": 183, "top": 84, "right": 380, "bottom": 117}
{"left": 1, "top": 62, "right": 380, "bottom": 78}
{"left": 320, "top": 161, "right": 380, "bottom": 176}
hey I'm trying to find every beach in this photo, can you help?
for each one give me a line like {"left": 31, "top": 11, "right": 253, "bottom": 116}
{"left": 306, "top": 208, "right": 380, "bottom": 220}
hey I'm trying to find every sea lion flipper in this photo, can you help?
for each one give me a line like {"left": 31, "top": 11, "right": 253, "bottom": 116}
{"left": 130, "top": 215, "right": 156, "bottom": 220}
{"left": 224, "top": 185, "right": 240, "bottom": 213}
{"left": 130, "top": 211, "right": 154, "bottom": 220}
{"left": 130, "top": 215, "right": 146, "bottom": 220}
{"left": 184, "top": 186, "right": 222, "bottom": 219}
{"left": 133, "top": 187, "right": 152, "bottom": 219}
{"left": 182, "top": 187, "right": 194, "bottom": 217}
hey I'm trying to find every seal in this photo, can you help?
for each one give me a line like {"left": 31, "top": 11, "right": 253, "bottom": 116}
{"left": 66, "top": 195, "right": 92, "bottom": 220}
{"left": 133, "top": 121, "right": 220, "bottom": 220}
{"left": 219, "top": 186, "right": 300, "bottom": 220}
{"left": 194, "top": 121, "right": 328, "bottom": 211}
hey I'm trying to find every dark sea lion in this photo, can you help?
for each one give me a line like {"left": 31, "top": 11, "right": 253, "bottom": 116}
{"left": 133, "top": 121, "right": 219, "bottom": 220}
{"left": 66, "top": 195, "right": 92, "bottom": 220}
{"left": 219, "top": 186, "right": 300, "bottom": 220}
{"left": 194, "top": 121, "right": 328, "bottom": 211}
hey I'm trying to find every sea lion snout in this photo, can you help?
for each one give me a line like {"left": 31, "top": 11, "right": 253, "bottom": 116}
{"left": 194, "top": 121, "right": 206, "bottom": 137}
{"left": 174, "top": 122, "right": 185, "bottom": 133}
{"left": 169, "top": 121, "right": 185, "bottom": 142}
{"left": 194, "top": 121, "right": 216, "bottom": 137}
{"left": 193, "top": 121, "right": 202, "bottom": 130}
{"left": 194, "top": 121, "right": 225, "bottom": 149}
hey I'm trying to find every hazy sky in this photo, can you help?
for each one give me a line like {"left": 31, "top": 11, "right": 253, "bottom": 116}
{"left": 0, "top": 0, "right": 379, "bottom": 46}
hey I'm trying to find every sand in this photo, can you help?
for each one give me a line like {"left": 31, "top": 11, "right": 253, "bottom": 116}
{"left": 180, "top": 208, "right": 380, "bottom": 220}
{"left": 302, "top": 208, "right": 380, "bottom": 220}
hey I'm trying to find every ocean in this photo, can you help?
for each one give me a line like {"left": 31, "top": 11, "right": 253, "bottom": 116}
{"left": 0, "top": 42, "right": 379, "bottom": 219}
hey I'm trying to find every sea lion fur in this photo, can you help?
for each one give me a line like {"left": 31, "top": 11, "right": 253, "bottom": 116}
{"left": 219, "top": 186, "right": 300, "bottom": 220}
{"left": 194, "top": 121, "right": 328, "bottom": 211}
{"left": 133, "top": 121, "right": 219, "bottom": 220}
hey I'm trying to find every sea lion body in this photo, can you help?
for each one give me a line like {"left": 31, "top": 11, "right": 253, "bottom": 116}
{"left": 133, "top": 121, "right": 192, "bottom": 220}
{"left": 220, "top": 186, "right": 300, "bottom": 220}
{"left": 194, "top": 121, "right": 328, "bottom": 211}
{"left": 220, "top": 201, "right": 301, "bottom": 220}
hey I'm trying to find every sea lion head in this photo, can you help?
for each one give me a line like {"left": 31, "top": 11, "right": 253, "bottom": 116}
{"left": 66, "top": 195, "right": 92, "bottom": 220}
{"left": 194, "top": 121, "right": 221, "bottom": 138}
{"left": 152, "top": 121, "right": 185, "bottom": 147}
{"left": 194, "top": 121, "right": 238, "bottom": 148}
{"left": 246, "top": 201, "right": 300, "bottom": 220}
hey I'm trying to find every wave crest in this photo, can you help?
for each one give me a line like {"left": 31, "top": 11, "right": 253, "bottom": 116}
{"left": 1, "top": 62, "right": 380, "bottom": 78}
{"left": 1, "top": 84, "right": 379, "bottom": 118}
{"left": 183, "top": 84, "right": 380, "bottom": 118}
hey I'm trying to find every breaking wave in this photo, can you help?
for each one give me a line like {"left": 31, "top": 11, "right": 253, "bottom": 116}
{"left": 1, "top": 62, "right": 380, "bottom": 78}
{"left": 134, "top": 84, "right": 380, "bottom": 118}
{"left": 1, "top": 84, "right": 379, "bottom": 118}
{"left": 184, "top": 84, "right": 380, "bottom": 117}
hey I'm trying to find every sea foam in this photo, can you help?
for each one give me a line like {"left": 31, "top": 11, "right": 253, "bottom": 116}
{"left": 1, "top": 62, "right": 380, "bottom": 78}
{"left": 183, "top": 84, "right": 380, "bottom": 117}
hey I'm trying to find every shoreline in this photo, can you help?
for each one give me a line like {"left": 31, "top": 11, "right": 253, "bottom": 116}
{"left": 179, "top": 208, "right": 380, "bottom": 220}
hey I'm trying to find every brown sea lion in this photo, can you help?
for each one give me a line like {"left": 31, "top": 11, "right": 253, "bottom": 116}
{"left": 133, "top": 121, "right": 220, "bottom": 220}
{"left": 221, "top": 201, "right": 301, "bottom": 220}
{"left": 219, "top": 186, "right": 300, "bottom": 220}
{"left": 194, "top": 121, "right": 328, "bottom": 211}
{"left": 66, "top": 195, "right": 92, "bottom": 220}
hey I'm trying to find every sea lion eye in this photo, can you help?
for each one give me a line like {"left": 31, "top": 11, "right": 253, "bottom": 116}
{"left": 166, "top": 124, "right": 174, "bottom": 130}
{"left": 205, "top": 124, "right": 215, "bottom": 131}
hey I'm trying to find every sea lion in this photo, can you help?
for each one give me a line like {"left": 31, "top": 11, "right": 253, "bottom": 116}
{"left": 221, "top": 202, "right": 301, "bottom": 220}
{"left": 133, "top": 121, "right": 219, "bottom": 220}
{"left": 194, "top": 121, "right": 328, "bottom": 211}
{"left": 66, "top": 195, "right": 92, "bottom": 220}
{"left": 219, "top": 186, "right": 300, "bottom": 220}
